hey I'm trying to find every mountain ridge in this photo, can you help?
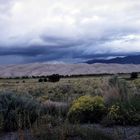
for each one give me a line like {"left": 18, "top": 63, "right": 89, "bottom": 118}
{"left": 86, "top": 55, "right": 140, "bottom": 64}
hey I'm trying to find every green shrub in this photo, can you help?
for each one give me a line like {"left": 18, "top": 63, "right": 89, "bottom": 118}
{"left": 68, "top": 96, "right": 106, "bottom": 123}
{"left": 0, "top": 92, "right": 43, "bottom": 131}
{"left": 131, "top": 72, "right": 138, "bottom": 79}
{"left": 48, "top": 74, "right": 60, "bottom": 82}
{"left": 107, "top": 76, "right": 132, "bottom": 105}
{"left": 47, "top": 84, "right": 76, "bottom": 102}
{"left": 101, "top": 76, "right": 140, "bottom": 126}
{"left": 129, "top": 94, "right": 140, "bottom": 111}
{"left": 103, "top": 100, "right": 140, "bottom": 126}
{"left": 106, "top": 104, "right": 125, "bottom": 125}
{"left": 43, "top": 101, "right": 69, "bottom": 118}
{"left": 44, "top": 78, "right": 47, "bottom": 82}
{"left": 38, "top": 78, "right": 43, "bottom": 82}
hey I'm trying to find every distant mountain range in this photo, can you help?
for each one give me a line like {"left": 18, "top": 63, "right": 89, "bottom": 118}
{"left": 86, "top": 55, "right": 140, "bottom": 64}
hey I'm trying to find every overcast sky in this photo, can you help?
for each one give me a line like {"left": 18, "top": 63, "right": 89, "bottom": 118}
{"left": 0, "top": 0, "right": 140, "bottom": 64}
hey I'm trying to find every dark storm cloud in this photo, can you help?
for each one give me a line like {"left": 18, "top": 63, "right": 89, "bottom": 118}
{"left": 0, "top": 31, "right": 140, "bottom": 64}
{"left": 0, "top": 46, "right": 45, "bottom": 56}
{"left": 0, "top": 36, "right": 86, "bottom": 63}
{"left": 0, "top": 39, "right": 133, "bottom": 64}
{"left": 0, "top": 0, "right": 140, "bottom": 64}
{"left": 0, "top": 45, "right": 82, "bottom": 61}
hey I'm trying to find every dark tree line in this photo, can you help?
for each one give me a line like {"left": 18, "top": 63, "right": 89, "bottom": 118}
{"left": 38, "top": 74, "right": 60, "bottom": 82}
{"left": 0, "top": 72, "right": 139, "bottom": 80}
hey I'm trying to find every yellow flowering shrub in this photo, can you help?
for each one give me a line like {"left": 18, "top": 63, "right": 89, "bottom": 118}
{"left": 68, "top": 96, "right": 105, "bottom": 123}
{"left": 105, "top": 103, "right": 140, "bottom": 125}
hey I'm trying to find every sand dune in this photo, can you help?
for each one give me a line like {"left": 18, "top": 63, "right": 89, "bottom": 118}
{"left": 0, "top": 63, "right": 140, "bottom": 77}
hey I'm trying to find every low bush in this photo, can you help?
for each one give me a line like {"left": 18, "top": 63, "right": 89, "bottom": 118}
{"left": 109, "top": 76, "right": 130, "bottom": 100}
{"left": 47, "top": 84, "right": 75, "bottom": 102}
{"left": 38, "top": 78, "right": 43, "bottom": 82}
{"left": 48, "top": 74, "right": 60, "bottom": 82}
{"left": 0, "top": 92, "right": 43, "bottom": 131}
{"left": 129, "top": 94, "right": 140, "bottom": 111}
{"left": 104, "top": 76, "right": 134, "bottom": 106}
{"left": 131, "top": 72, "right": 138, "bottom": 79}
{"left": 44, "top": 78, "right": 47, "bottom": 82}
{"left": 101, "top": 76, "right": 140, "bottom": 126}
{"left": 43, "top": 101, "right": 69, "bottom": 118}
{"left": 68, "top": 96, "right": 106, "bottom": 123}
{"left": 102, "top": 95, "right": 140, "bottom": 126}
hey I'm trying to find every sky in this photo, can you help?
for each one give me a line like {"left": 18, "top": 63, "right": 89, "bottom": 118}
{"left": 0, "top": 0, "right": 140, "bottom": 64}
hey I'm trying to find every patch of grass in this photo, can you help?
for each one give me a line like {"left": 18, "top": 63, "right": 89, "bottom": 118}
{"left": 33, "top": 123, "right": 114, "bottom": 140}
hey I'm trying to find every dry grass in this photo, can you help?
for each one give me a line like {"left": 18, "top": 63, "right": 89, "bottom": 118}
{"left": 0, "top": 77, "right": 104, "bottom": 102}
{"left": 0, "top": 75, "right": 139, "bottom": 140}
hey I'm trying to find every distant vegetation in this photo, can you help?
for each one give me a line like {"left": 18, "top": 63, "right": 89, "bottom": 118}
{"left": 48, "top": 74, "right": 60, "bottom": 82}
{"left": 0, "top": 72, "right": 139, "bottom": 80}
{"left": 38, "top": 74, "right": 60, "bottom": 83}
{"left": 131, "top": 72, "right": 138, "bottom": 79}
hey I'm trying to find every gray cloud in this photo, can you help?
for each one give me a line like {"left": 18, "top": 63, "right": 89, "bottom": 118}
{"left": 0, "top": 0, "right": 140, "bottom": 64}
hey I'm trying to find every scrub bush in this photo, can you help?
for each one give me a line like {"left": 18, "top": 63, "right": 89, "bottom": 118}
{"left": 0, "top": 92, "right": 42, "bottom": 131}
{"left": 68, "top": 96, "right": 106, "bottom": 123}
